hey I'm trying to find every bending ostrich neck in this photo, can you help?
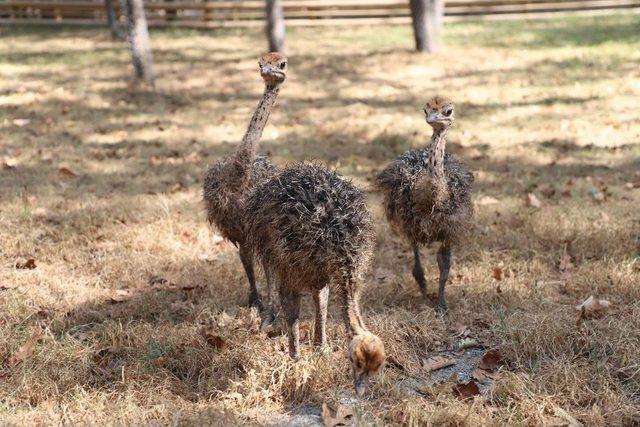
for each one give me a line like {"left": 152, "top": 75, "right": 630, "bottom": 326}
{"left": 232, "top": 84, "right": 280, "bottom": 176}
{"left": 427, "top": 126, "right": 448, "bottom": 179}
{"left": 343, "top": 285, "right": 368, "bottom": 337}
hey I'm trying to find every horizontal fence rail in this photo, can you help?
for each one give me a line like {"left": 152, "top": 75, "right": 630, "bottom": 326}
{"left": 1, "top": 0, "right": 638, "bottom": 27}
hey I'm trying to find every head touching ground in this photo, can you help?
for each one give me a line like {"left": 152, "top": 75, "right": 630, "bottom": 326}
{"left": 259, "top": 52, "right": 288, "bottom": 87}
{"left": 349, "top": 333, "right": 386, "bottom": 396}
{"left": 423, "top": 96, "right": 454, "bottom": 130}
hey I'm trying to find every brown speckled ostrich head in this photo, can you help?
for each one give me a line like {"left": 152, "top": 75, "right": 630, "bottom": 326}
{"left": 349, "top": 333, "right": 386, "bottom": 396}
{"left": 259, "top": 52, "right": 288, "bottom": 87}
{"left": 423, "top": 96, "right": 454, "bottom": 130}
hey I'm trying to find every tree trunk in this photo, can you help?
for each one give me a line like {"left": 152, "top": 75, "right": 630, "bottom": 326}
{"left": 121, "top": 0, "right": 155, "bottom": 88}
{"left": 409, "top": 0, "right": 443, "bottom": 53}
{"left": 265, "top": 0, "right": 286, "bottom": 52}
{"left": 104, "top": 0, "right": 123, "bottom": 40}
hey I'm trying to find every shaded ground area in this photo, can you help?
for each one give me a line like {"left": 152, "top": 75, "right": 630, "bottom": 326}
{"left": 1, "top": 14, "right": 639, "bottom": 425}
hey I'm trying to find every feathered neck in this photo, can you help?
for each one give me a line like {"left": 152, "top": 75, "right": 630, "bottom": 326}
{"left": 231, "top": 85, "right": 280, "bottom": 183}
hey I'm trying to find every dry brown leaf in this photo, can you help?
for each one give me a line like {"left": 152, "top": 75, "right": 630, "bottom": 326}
{"left": 58, "top": 166, "right": 77, "bottom": 177}
{"left": 148, "top": 275, "right": 169, "bottom": 286}
{"left": 478, "top": 350, "right": 504, "bottom": 371}
{"left": 575, "top": 296, "right": 611, "bottom": 320}
{"left": 0, "top": 283, "right": 17, "bottom": 291}
{"left": 472, "top": 368, "right": 499, "bottom": 383}
{"left": 452, "top": 380, "right": 481, "bottom": 400}
{"left": 422, "top": 355, "right": 456, "bottom": 372}
{"left": 526, "top": 193, "right": 542, "bottom": 208}
{"left": 109, "top": 289, "right": 131, "bottom": 304}
{"left": 558, "top": 252, "right": 574, "bottom": 275}
{"left": 457, "top": 337, "right": 480, "bottom": 350}
{"left": 13, "top": 118, "right": 31, "bottom": 127}
{"left": 299, "top": 323, "right": 311, "bottom": 342}
{"left": 2, "top": 157, "right": 18, "bottom": 169}
{"left": 492, "top": 267, "right": 503, "bottom": 281}
{"left": 7, "top": 328, "right": 44, "bottom": 368}
{"left": 15, "top": 257, "right": 36, "bottom": 270}
{"left": 477, "top": 195, "right": 499, "bottom": 206}
{"left": 322, "top": 402, "right": 354, "bottom": 427}
{"left": 454, "top": 323, "right": 469, "bottom": 337}
{"left": 202, "top": 331, "right": 226, "bottom": 350}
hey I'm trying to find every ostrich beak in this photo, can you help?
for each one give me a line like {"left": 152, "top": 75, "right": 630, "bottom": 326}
{"left": 354, "top": 373, "right": 370, "bottom": 396}
{"left": 426, "top": 111, "right": 439, "bottom": 124}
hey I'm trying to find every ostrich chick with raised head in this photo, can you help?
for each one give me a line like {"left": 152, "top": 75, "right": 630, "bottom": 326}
{"left": 203, "top": 53, "right": 287, "bottom": 315}
{"left": 376, "top": 96, "right": 474, "bottom": 311}
{"left": 246, "top": 163, "right": 386, "bottom": 396}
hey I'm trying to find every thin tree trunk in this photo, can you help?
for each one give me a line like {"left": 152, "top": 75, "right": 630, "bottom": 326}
{"left": 104, "top": 0, "right": 123, "bottom": 40}
{"left": 121, "top": 0, "right": 155, "bottom": 88}
{"left": 409, "top": 0, "right": 443, "bottom": 53}
{"left": 265, "top": 0, "right": 286, "bottom": 52}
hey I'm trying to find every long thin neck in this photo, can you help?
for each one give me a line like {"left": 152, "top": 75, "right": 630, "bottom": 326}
{"left": 427, "top": 126, "right": 447, "bottom": 178}
{"left": 233, "top": 84, "right": 280, "bottom": 175}
{"left": 342, "top": 279, "right": 368, "bottom": 338}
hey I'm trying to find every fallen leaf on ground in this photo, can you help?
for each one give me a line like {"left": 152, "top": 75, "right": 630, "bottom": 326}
{"left": 7, "top": 328, "right": 44, "bottom": 368}
{"left": 492, "top": 267, "right": 503, "bottom": 281}
{"left": 15, "top": 257, "right": 36, "bottom": 269}
{"left": 526, "top": 193, "right": 542, "bottom": 208}
{"left": 299, "top": 323, "right": 311, "bottom": 342}
{"left": 478, "top": 350, "right": 504, "bottom": 370}
{"left": 422, "top": 355, "right": 456, "bottom": 372}
{"left": 201, "top": 328, "right": 226, "bottom": 350}
{"left": 477, "top": 195, "right": 499, "bottom": 206}
{"left": 385, "top": 355, "right": 406, "bottom": 372}
{"left": 472, "top": 368, "right": 499, "bottom": 383}
{"left": 576, "top": 296, "right": 610, "bottom": 320}
{"left": 457, "top": 337, "right": 480, "bottom": 350}
{"left": 2, "top": 157, "right": 18, "bottom": 169}
{"left": 58, "top": 166, "right": 77, "bottom": 177}
{"left": 109, "top": 289, "right": 131, "bottom": 303}
{"left": 13, "top": 118, "right": 31, "bottom": 127}
{"left": 558, "top": 251, "right": 574, "bottom": 275}
{"left": 452, "top": 380, "right": 481, "bottom": 399}
{"left": 148, "top": 275, "right": 169, "bottom": 286}
{"left": 322, "top": 402, "right": 354, "bottom": 427}
{"left": 454, "top": 323, "right": 469, "bottom": 337}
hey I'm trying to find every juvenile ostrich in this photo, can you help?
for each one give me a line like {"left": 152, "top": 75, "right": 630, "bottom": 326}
{"left": 203, "top": 52, "right": 287, "bottom": 312}
{"left": 246, "top": 163, "right": 386, "bottom": 395}
{"left": 376, "top": 96, "right": 474, "bottom": 311}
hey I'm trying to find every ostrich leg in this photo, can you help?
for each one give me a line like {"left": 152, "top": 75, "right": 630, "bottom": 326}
{"left": 436, "top": 242, "right": 451, "bottom": 311}
{"left": 412, "top": 244, "right": 428, "bottom": 299}
{"left": 239, "top": 244, "right": 263, "bottom": 311}
{"left": 281, "top": 289, "right": 301, "bottom": 358}
{"left": 313, "top": 286, "right": 329, "bottom": 347}
{"left": 260, "top": 264, "right": 278, "bottom": 329}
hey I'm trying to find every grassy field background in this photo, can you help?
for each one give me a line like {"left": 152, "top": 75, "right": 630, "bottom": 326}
{"left": 1, "top": 14, "right": 639, "bottom": 425}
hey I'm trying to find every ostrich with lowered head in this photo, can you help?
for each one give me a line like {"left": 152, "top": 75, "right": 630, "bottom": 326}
{"left": 246, "top": 162, "right": 386, "bottom": 396}
{"left": 203, "top": 52, "right": 287, "bottom": 313}
{"left": 376, "top": 96, "right": 474, "bottom": 311}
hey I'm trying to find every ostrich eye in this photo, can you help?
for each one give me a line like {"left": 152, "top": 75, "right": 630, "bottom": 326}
{"left": 443, "top": 108, "right": 453, "bottom": 117}
{"left": 279, "top": 62, "right": 286, "bottom": 69}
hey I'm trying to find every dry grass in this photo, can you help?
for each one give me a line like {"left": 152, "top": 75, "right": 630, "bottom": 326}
{"left": 1, "top": 14, "right": 640, "bottom": 425}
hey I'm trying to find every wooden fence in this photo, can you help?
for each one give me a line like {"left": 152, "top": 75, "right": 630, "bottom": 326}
{"left": 1, "top": 0, "right": 638, "bottom": 27}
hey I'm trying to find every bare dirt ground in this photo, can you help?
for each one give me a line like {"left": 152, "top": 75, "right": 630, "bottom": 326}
{"left": 1, "top": 14, "right": 639, "bottom": 425}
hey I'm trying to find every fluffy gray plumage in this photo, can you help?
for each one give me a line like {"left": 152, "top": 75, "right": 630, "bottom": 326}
{"left": 246, "top": 162, "right": 374, "bottom": 289}
{"left": 203, "top": 156, "right": 278, "bottom": 246}
{"left": 376, "top": 149, "right": 474, "bottom": 246}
